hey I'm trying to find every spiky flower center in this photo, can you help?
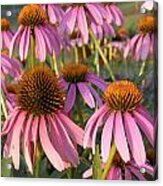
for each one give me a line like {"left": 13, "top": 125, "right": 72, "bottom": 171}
{"left": 16, "top": 64, "right": 65, "bottom": 116}
{"left": 18, "top": 4, "right": 47, "bottom": 27}
{"left": 62, "top": 63, "right": 88, "bottom": 83}
{"left": 104, "top": 80, "right": 143, "bottom": 112}
{"left": 138, "top": 16, "right": 155, "bottom": 34}
{"left": 1, "top": 18, "right": 11, "bottom": 31}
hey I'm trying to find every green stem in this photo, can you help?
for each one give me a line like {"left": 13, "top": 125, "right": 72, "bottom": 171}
{"left": 30, "top": 34, "right": 35, "bottom": 68}
{"left": 82, "top": 45, "right": 87, "bottom": 60}
{"left": 94, "top": 48, "right": 100, "bottom": 76}
{"left": 1, "top": 94, "right": 8, "bottom": 119}
{"left": 34, "top": 146, "right": 42, "bottom": 177}
{"left": 89, "top": 29, "right": 116, "bottom": 81}
{"left": 52, "top": 52, "right": 59, "bottom": 75}
{"left": 74, "top": 46, "right": 79, "bottom": 64}
{"left": 139, "top": 61, "right": 146, "bottom": 77}
{"left": 76, "top": 95, "right": 84, "bottom": 126}
{"left": 103, "top": 38, "right": 108, "bottom": 57}
{"left": 101, "top": 143, "right": 116, "bottom": 179}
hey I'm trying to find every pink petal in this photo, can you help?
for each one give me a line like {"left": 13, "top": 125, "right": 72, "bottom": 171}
{"left": 134, "top": 35, "right": 143, "bottom": 61}
{"left": 77, "top": 6, "right": 89, "bottom": 44}
{"left": 19, "top": 26, "right": 30, "bottom": 61}
{"left": 114, "top": 111, "right": 130, "bottom": 163}
{"left": 133, "top": 110, "right": 154, "bottom": 146}
{"left": 39, "top": 116, "right": 64, "bottom": 171}
{"left": 92, "top": 111, "right": 106, "bottom": 154}
{"left": 9, "top": 25, "right": 24, "bottom": 57}
{"left": 55, "top": 115, "right": 79, "bottom": 166}
{"left": 48, "top": 5, "right": 57, "bottom": 24}
{"left": 77, "top": 82, "right": 95, "bottom": 108}
{"left": 83, "top": 104, "right": 108, "bottom": 148}
{"left": 86, "top": 4, "right": 103, "bottom": 25}
{"left": 66, "top": 7, "right": 78, "bottom": 34}
{"left": 10, "top": 111, "right": 27, "bottom": 170}
{"left": 34, "top": 26, "right": 46, "bottom": 62}
{"left": 128, "top": 166, "right": 146, "bottom": 180}
{"left": 141, "top": 33, "right": 151, "bottom": 61}
{"left": 101, "top": 113, "right": 114, "bottom": 162}
{"left": 23, "top": 114, "right": 33, "bottom": 174}
{"left": 64, "top": 84, "right": 76, "bottom": 113}
{"left": 58, "top": 112, "right": 84, "bottom": 146}
{"left": 83, "top": 167, "right": 92, "bottom": 178}
{"left": 124, "top": 112, "right": 146, "bottom": 166}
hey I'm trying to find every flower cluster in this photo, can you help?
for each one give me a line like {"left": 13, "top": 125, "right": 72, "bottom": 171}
{"left": 1, "top": 2, "right": 157, "bottom": 180}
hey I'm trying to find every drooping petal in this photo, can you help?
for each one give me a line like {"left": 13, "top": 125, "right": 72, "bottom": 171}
{"left": 39, "top": 116, "right": 64, "bottom": 171}
{"left": 19, "top": 26, "right": 30, "bottom": 61}
{"left": 114, "top": 111, "right": 130, "bottom": 163}
{"left": 141, "top": 33, "right": 151, "bottom": 61}
{"left": 124, "top": 112, "right": 146, "bottom": 166}
{"left": 88, "top": 85, "right": 103, "bottom": 107}
{"left": 92, "top": 111, "right": 106, "bottom": 154}
{"left": 83, "top": 167, "right": 92, "bottom": 178}
{"left": 101, "top": 112, "right": 114, "bottom": 162}
{"left": 66, "top": 7, "right": 78, "bottom": 34}
{"left": 77, "top": 6, "right": 89, "bottom": 44}
{"left": 10, "top": 25, "right": 24, "bottom": 57}
{"left": 58, "top": 112, "right": 84, "bottom": 146}
{"left": 133, "top": 110, "right": 154, "bottom": 146}
{"left": 134, "top": 35, "right": 143, "bottom": 61}
{"left": 83, "top": 104, "right": 108, "bottom": 148}
{"left": 64, "top": 84, "right": 76, "bottom": 113}
{"left": 23, "top": 114, "right": 33, "bottom": 174}
{"left": 77, "top": 82, "right": 95, "bottom": 108}
{"left": 86, "top": 4, "right": 103, "bottom": 25}
{"left": 10, "top": 111, "right": 27, "bottom": 170}
{"left": 55, "top": 115, "right": 79, "bottom": 166}
{"left": 34, "top": 26, "right": 46, "bottom": 62}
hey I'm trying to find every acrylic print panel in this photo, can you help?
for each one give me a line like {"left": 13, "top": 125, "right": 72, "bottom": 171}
{"left": 1, "top": 0, "right": 158, "bottom": 180}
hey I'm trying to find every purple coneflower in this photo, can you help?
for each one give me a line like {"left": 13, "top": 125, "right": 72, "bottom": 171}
{"left": 42, "top": 4, "right": 64, "bottom": 26}
{"left": 60, "top": 3, "right": 109, "bottom": 46}
{"left": 141, "top": 0, "right": 155, "bottom": 11}
{"left": 60, "top": 63, "right": 107, "bottom": 113}
{"left": 83, "top": 80, "right": 154, "bottom": 166}
{"left": 1, "top": 18, "right": 14, "bottom": 50}
{"left": 10, "top": 4, "right": 61, "bottom": 62}
{"left": 1, "top": 64, "right": 84, "bottom": 174}
{"left": 130, "top": 16, "right": 156, "bottom": 61}
{"left": 104, "top": 3, "right": 124, "bottom": 26}
{"left": 83, "top": 152, "right": 154, "bottom": 180}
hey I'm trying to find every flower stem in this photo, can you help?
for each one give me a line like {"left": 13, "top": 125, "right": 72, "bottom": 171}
{"left": 76, "top": 95, "right": 84, "bottom": 126}
{"left": 89, "top": 29, "right": 116, "bottom": 81}
{"left": 139, "top": 60, "right": 146, "bottom": 77}
{"left": 1, "top": 94, "right": 8, "bottom": 119}
{"left": 74, "top": 46, "right": 79, "bottom": 64}
{"left": 34, "top": 145, "right": 42, "bottom": 177}
{"left": 101, "top": 143, "right": 116, "bottom": 179}
{"left": 30, "top": 34, "right": 35, "bottom": 68}
{"left": 52, "top": 52, "right": 59, "bottom": 75}
{"left": 94, "top": 47, "right": 100, "bottom": 76}
{"left": 82, "top": 45, "right": 87, "bottom": 60}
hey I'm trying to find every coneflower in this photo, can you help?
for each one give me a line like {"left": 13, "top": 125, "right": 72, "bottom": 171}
{"left": 60, "top": 63, "right": 107, "bottom": 113}
{"left": 84, "top": 80, "right": 154, "bottom": 166}
{"left": 10, "top": 4, "right": 61, "bottom": 62}
{"left": 1, "top": 64, "right": 84, "bottom": 174}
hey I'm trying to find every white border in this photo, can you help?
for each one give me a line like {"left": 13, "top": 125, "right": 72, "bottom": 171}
{"left": 1, "top": 0, "right": 163, "bottom": 186}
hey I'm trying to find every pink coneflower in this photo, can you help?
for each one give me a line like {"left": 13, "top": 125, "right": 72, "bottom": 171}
{"left": 83, "top": 153, "right": 154, "bottom": 180}
{"left": 1, "top": 64, "right": 84, "bottom": 174}
{"left": 10, "top": 4, "right": 61, "bottom": 62}
{"left": 84, "top": 80, "right": 154, "bottom": 166}
{"left": 130, "top": 16, "right": 156, "bottom": 61}
{"left": 1, "top": 18, "right": 14, "bottom": 50}
{"left": 104, "top": 3, "right": 124, "bottom": 26}
{"left": 60, "top": 3, "right": 109, "bottom": 46}
{"left": 60, "top": 63, "right": 107, "bottom": 113}
{"left": 42, "top": 4, "right": 64, "bottom": 26}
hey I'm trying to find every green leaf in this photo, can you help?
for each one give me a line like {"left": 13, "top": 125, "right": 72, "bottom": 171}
{"left": 92, "top": 145, "right": 102, "bottom": 179}
{"left": 1, "top": 158, "right": 13, "bottom": 177}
